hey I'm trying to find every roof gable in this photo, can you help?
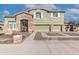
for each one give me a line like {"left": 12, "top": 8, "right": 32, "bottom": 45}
{"left": 15, "top": 12, "right": 33, "bottom": 16}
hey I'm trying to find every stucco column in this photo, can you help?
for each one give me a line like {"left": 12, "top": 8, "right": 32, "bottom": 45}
{"left": 62, "top": 25, "right": 65, "bottom": 32}
{"left": 16, "top": 20, "right": 20, "bottom": 31}
{"left": 28, "top": 20, "right": 33, "bottom": 33}
{"left": 51, "top": 25, "right": 54, "bottom": 32}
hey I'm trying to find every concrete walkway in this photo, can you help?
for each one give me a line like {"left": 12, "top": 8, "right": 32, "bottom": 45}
{"left": 0, "top": 32, "right": 79, "bottom": 54}
{"left": 0, "top": 32, "right": 51, "bottom": 55}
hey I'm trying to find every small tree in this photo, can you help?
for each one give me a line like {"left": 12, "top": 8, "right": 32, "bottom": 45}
{"left": 65, "top": 25, "right": 69, "bottom": 31}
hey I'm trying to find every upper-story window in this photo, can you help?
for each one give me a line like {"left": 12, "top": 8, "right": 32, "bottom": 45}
{"left": 36, "top": 12, "right": 41, "bottom": 19}
{"left": 34, "top": 12, "right": 43, "bottom": 19}
{"left": 53, "top": 12, "right": 58, "bottom": 17}
{"left": 51, "top": 12, "right": 60, "bottom": 17}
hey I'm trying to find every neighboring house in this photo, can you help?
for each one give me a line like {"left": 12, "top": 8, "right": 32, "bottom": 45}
{"left": 4, "top": 9, "right": 65, "bottom": 33}
{"left": 75, "top": 23, "right": 79, "bottom": 32}
{"left": 0, "top": 21, "right": 4, "bottom": 34}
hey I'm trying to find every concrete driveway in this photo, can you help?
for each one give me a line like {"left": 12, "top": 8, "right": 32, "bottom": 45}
{"left": 0, "top": 32, "right": 79, "bottom": 55}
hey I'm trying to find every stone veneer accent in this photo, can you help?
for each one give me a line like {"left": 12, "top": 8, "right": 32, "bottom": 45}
{"left": 15, "top": 12, "right": 33, "bottom": 32}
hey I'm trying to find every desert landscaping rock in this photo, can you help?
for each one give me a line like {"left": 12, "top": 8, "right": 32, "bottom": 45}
{"left": 13, "top": 35, "right": 22, "bottom": 43}
{"left": 0, "top": 32, "right": 31, "bottom": 44}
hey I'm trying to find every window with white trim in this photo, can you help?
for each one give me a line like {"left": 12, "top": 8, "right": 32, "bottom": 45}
{"left": 53, "top": 12, "right": 58, "bottom": 17}
{"left": 8, "top": 21, "right": 16, "bottom": 30}
{"left": 9, "top": 23, "right": 12, "bottom": 29}
{"left": 58, "top": 13, "right": 60, "bottom": 17}
{"left": 36, "top": 12, "right": 41, "bottom": 19}
{"left": 51, "top": 12, "right": 60, "bottom": 17}
{"left": 13, "top": 22, "right": 16, "bottom": 29}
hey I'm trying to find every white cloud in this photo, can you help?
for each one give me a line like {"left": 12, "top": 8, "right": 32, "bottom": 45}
{"left": 25, "top": 4, "right": 57, "bottom": 10}
{"left": 66, "top": 8, "right": 79, "bottom": 15}
{"left": 75, "top": 4, "right": 79, "bottom": 7}
{"left": 3, "top": 10, "right": 9, "bottom": 16}
{"left": 65, "top": 8, "right": 79, "bottom": 22}
{"left": 73, "top": 16, "right": 78, "bottom": 19}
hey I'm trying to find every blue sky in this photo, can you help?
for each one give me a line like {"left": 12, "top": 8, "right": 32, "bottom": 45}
{"left": 0, "top": 4, "right": 79, "bottom": 23}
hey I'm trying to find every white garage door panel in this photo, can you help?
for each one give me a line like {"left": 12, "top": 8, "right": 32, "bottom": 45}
{"left": 53, "top": 26, "right": 61, "bottom": 32}
{"left": 34, "top": 26, "right": 49, "bottom": 32}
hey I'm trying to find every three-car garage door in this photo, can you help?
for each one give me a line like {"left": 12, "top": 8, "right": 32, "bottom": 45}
{"left": 33, "top": 25, "right": 50, "bottom": 32}
{"left": 33, "top": 25, "right": 62, "bottom": 32}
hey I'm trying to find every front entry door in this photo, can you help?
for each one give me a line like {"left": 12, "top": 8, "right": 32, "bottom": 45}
{"left": 20, "top": 19, "right": 28, "bottom": 32}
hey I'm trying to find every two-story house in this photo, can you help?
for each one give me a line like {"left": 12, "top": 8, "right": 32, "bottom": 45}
{"left": 4, "top": 9, "right": 65, "bottom": 34}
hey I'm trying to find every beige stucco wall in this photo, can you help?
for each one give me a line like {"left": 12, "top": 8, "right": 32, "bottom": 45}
{"left": 50, "top": 12, "right": 65, "bottom": 32}
{"left": 29, "top": 9, "right": 65, "bottom": 32}
{"left": 50, "top": 13, "right": 64, "bottom": 24}
{"left": 29, "top": 9, "right": 51, "bottom": 24}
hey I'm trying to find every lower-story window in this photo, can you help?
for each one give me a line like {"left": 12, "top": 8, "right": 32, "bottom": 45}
{"left": 9, "top": 23, "right": 13, "bottom": 29}
{"left": 13, "top": 23, "right": 16, "bottom": 29}
{"left": 8, "top": 21, "right": 16, "bottom": 30}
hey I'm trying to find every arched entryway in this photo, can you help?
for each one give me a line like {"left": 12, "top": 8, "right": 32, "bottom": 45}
{"left": 20, "top": 19, "right": 28, "bottom": 32}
